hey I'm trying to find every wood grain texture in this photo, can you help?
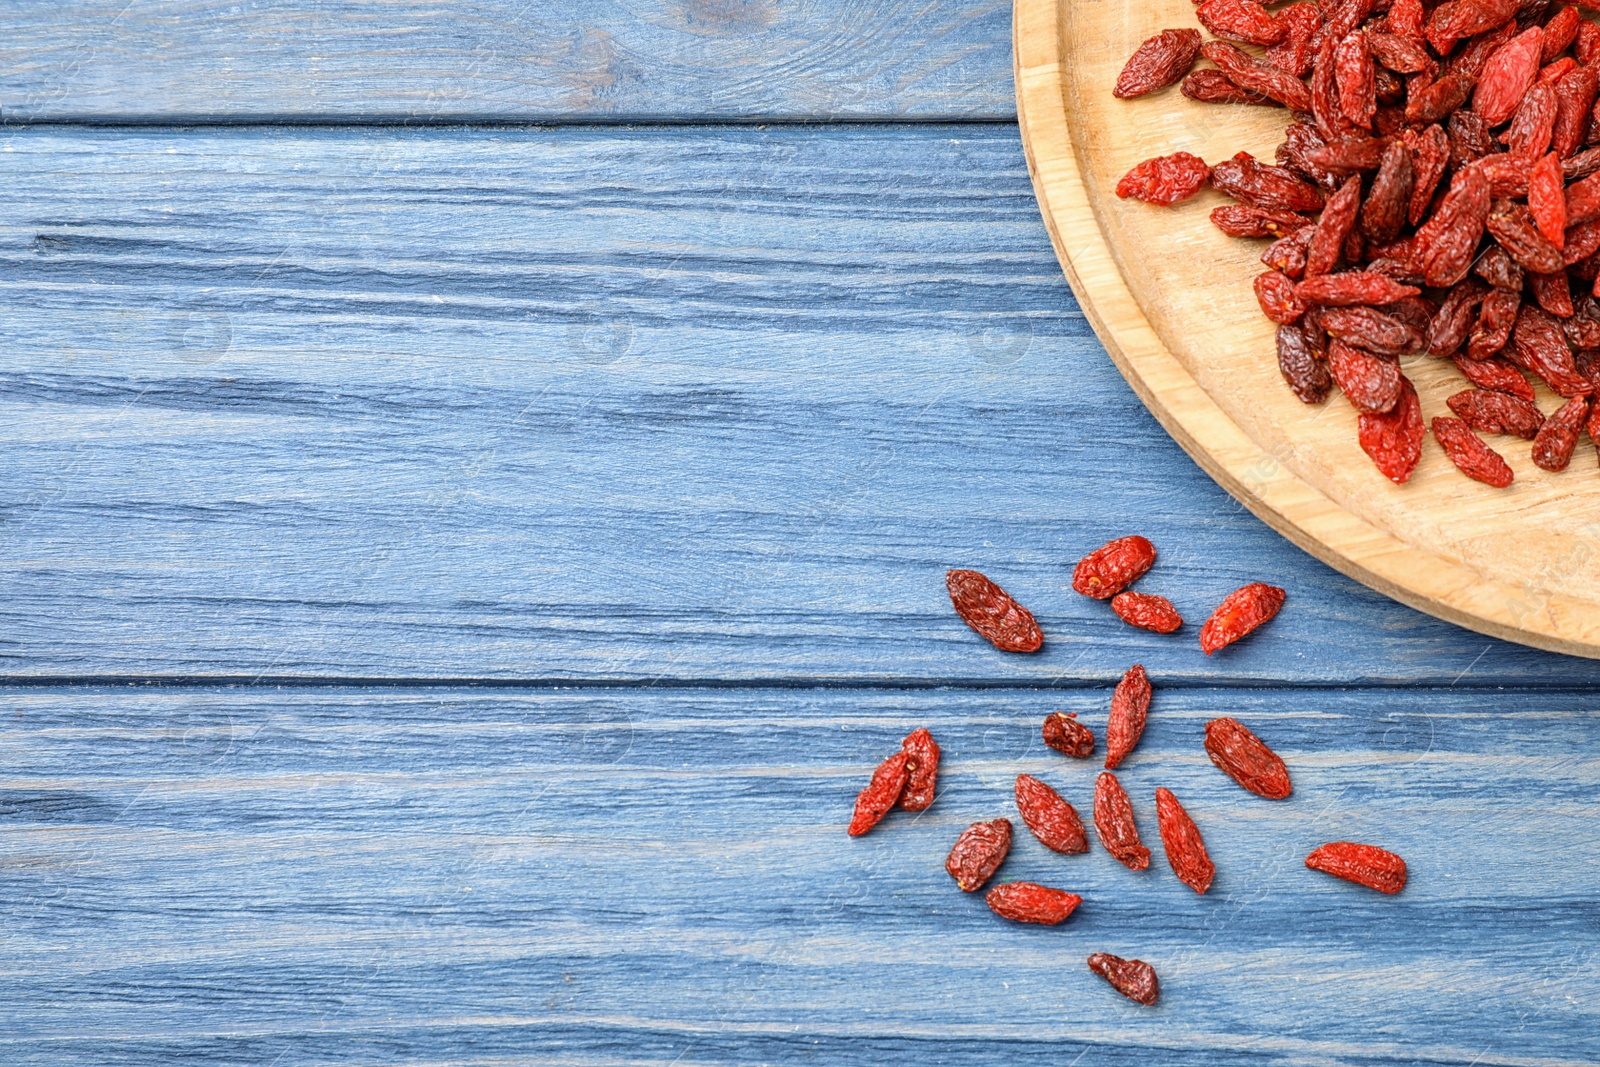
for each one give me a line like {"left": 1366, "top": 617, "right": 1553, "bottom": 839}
{"left": 1015, "top": 0, "right": 1600, "bottom": 658}
{"left": 0, "top": 685, "right": 1595, "bottom": 1064}
{"left": 0, "top": 0, "right": 1014, "bottom": 123}
{"left": 0, "top": 124, "right": 1591, "bottom": 685}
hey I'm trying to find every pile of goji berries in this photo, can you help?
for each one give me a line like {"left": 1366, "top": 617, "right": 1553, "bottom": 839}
{"left": 848, "top": 541, "right": 1406, "bottom": 1007}
{"left": 1113, "top": 0, "right": 1600, "bottom": 486}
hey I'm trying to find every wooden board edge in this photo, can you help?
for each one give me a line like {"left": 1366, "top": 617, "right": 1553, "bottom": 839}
{"left": 1012, "top": 0, "right": 1600, "bottom": 659}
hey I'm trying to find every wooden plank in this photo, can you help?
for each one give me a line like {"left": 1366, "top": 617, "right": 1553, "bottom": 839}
{"left": 0, "top": 124, "right": 1588, "bottom": 684}
{"left": 0, "top": 685, "right": 1595, "bottom": 1064}
{"left": 0, "top": 0, "right": 1015, "bottom": 123}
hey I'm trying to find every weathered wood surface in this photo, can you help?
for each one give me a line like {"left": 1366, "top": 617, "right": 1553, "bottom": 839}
{"left": 1, "top": 686, "right": 1595, "bottom": 1065}
{"left": 0, "top": 1, "right": 1015, "bottom": 123}
{"left": 1, "top": 124, "right": 1593, "bottom": 685}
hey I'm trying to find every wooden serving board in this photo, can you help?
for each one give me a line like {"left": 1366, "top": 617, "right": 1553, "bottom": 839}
{"left": 1015, "top": 0, "right": 1600, "bottom": 658}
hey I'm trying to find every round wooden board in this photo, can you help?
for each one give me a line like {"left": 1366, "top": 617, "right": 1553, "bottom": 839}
{"left": 1014, "top": 0, "right": 1600, "bottom": 658}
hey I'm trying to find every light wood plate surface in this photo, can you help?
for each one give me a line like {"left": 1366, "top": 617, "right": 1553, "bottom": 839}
{"left": 1015, "top": 0, "right": 1600, "bottom": 658}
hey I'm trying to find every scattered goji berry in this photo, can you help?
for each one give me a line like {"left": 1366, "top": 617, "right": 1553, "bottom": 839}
{"left": 1432, "top": 416, "right": 1516, "bottom": 487}
{"left": 1201, "top": 41, "right": 1315, "bottom": 112}
{"left": 1334, "top": 30, "right": 1377, "bottom": 128}
{"left": 1154, "top": 787, "right": 1215, "bottom": 894}
{"left": 1087, "top": 953, "right": 1160, "bottom": 1006}
{"left": 1255, "top": 269, "right": 1308, "bottom": 323}
{"left": 1361, "top": 141, "right": 1413, "bottom": 245}
{"left": 1305, "top": 841, "right": 1408, "bottom": 893}
{"left": 1104, "top": 664, "right": 1150, "bottom": 771}
{"left": 1532, "top": 394, "right": 1591, "bottom": 470}
{"left": 1073, "top": 536, "right": 1157, "bottom": 599}
{"left": 1472, "top": 26, "right": 1543, "bottom": 126}
{"left": 1447, "top": 388, "right": 1545, "bottom": 438}
{"left": 946, "top": 569, "right": 1043, "bottom": 653}
{"left": 1114, "top": 29, "right": 1204, "bottom": 99}
{"left": 1415, "top": 165, "right": 1491, "bottom": 286}
{"left": 1266, "top": 3, "right": 1323, "bottom": 77}
{"left": 848, "top": 750, "right": 909, "bottom": 836}
{"left": 1042, "top": 711, "right": 1095, "bottom": 759}
{"left": 1110, "top": 591, "right": 1183, "bottom": 634}
{"left": 1328, "top": 339, "right": 1403, "bottom": 414}
{"left": 1117, "top": 152, "right": 1210, "bottom": 206}
{"left": 1210, "top": 150, "right": 1326, "bottom": 212}
{"left": 1487, "top": 199, "right": 1564, "bottom": 274}
{"left": 945, "top": 818, "right": 1012, "bottom": 891}
{"left": 1321, "top": 306, "right": 1422, "bottom": 355}
{"left": 1296, "top": 271, "right": 1420, "bottom": 306}
{"left": 1015, "top": 774, "right": 1089, "bottom": 854}
{"left": 985, "top": 882, "right": 1082, "bottom": 925}
{"left": 1453, "top": 354, "right": 1535, "bottom": 400}
{"left": 1199, "top": 582, "right": 1286, "bottom": 654}
{"left": 1197, "top": 0, "right": 1285, "bottom": 46}
{"left": 1182, "top": 68, "right": 1277, "bottom": 106}
{"left": 1212, "top": 204, "right": 1313, "bottom": 238}
{"left": 899, "top": 727, "right": 940, "bottom": 813}
{"left": 1203, "top": 717, "right": 1293, "bottom": 799}
{"left": 1094, "top": 771, "right": 1151, "bottom": 871}
{"left": 1511, "top": 304, "right": 1593, "bottom": 396}
{"left": 1278, "top": 322, "right": 1334, "bottom": 403}
{"left": 1468, "top": 287, "right": 1522, "bottom": 360}
{"left": 1475, "top": 244, "right": 1524, "bottom": 291}
{"left": 1359, "top": 375, "right": 1424, "bottom": 483}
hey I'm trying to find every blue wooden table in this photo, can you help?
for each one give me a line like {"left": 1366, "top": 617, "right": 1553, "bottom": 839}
{"left": 1, "top": 5, "right": 1597, "bottom": 1064}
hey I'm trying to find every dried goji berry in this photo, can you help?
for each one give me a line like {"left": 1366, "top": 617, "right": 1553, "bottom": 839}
{"left": 1447, "top": 388, "right": 1545, "bottom": 438}
{"left": 1328, "top": 339, "right": 1403, "bottom": 413}
{"left": 1043, "top": 711, "right": 1095, "bottom": 759}
{"left": 899, "top": 727, "right": 940, "bottom": 812}
{"left": 1305, "top": 841, "right": 1408, "bottom": 893}
{"left": 1472, "top": 26, "right": 1544, "bottom": 126}
{"left": 1368, "top": 30, "right": 1433, "bottom": 73}
{"left": 1406, "top": 69, "right": 1474, "bottom": 123}
{"left": 1263, "top": 225, "right": 1314, "bottom": 278}
{"left": 1267, "top": 2, "right": 1324, "bottom": 77}
{"left": 1110, "top": 591, "right": 1184, "bottom": 633}
{"left": 1579, "top": 18, "right": 1600, "bottom": 64}
{"left": 1212, "top": 204, "right": 1313, "bottom": 238}
{"left": 1015, "top": 774, "right": 1089, "bottom": 854}
{"left": 1487, "top": 199, "right": 1564, "bottom": 274}
{"left": 1361, "top": 140, "right": 1413, "bottom": 245}
{"left": 1117, "top": 152, "right": 1210, "bottom": 205}
{"left": 1432, "top": 416, "right": 1516, "bottom": 486}
{"left": 1532, "top": 394, "right": 1591, "bottom": 470}
{"left": 1500, "top": 81, "right": 1556, "bottom": 159}
{"left": 1094, "top": 771, "right": 1151, "bottom": 871}
{"left": 1154, "top": 787, "right": 1215, "bottom": 894}
{"left": 1335, "top": 30, "right": 1377, "bottom": 127}
{"left": 1405, "top": 124, "right": 1450, "bottom": 225}
{"left": 1114, "top": 29, "right": 1204, "bottom": 99}
{"left": 1475, "top": 244, "right": 1525, "bottom": 291}
{"left": 1304, "top": 175, "right": 1361, "bottom": 278}
{"left": 848, "top": 749, "right": 909, "bottom": 836}
{"left": 1278, "top": 321, "right": 1334, "bottom": 403}
{"left": 1087, "top": 953, "right": 1160, "bottom": 1006}
{"left": 1297, "top": 271, "right": 1420, "bottom": 306}
{"left": 1468, "top": 287, "right": 1522, "bottom": 360}
{"left": 1542, "top": 5, "right": 1581, "bottom": 61}
{"left": 1511, "top": 304, "right": 1593, "bottom": 395}
{"left": 1415, "top": 165, "right": 1491, "bottom": 287}
{"left": 1454, "top": 354, "right": 1535, "bottom": 400}
{"left": 945, "top": 818, "right": 1012, "bottom": 891}
{"left": 1359, "top": 376, "right": 1424, "bottom": 483}
{"left": 1202, "top": 41, "right": 1315, "bottom": 112}
{"left": 1210, "top": 151, "right": 1327, "bottom": 212}
{"left": 1256, "top": 269, "right": 1308, "bottom": 323}
{"left": 1073, "top": 536, "right": 1157, "bottom": 599}
{"left": 1308, "top": 136, "right": 1389, "bottom": 176}
{"left": 1321, "top": 305, "right": 1422, "bottom": 354}
{"left": 1105, "top": 664, "right": 1150, "bottom": 771}
{"left": 1426, "top": 0, "right": 1517, "bottom": 54}
{"left": 1197, "top": 0, "right": 1285, "bottom": 45}
{"left": 1529, "top": 152, "right": 1568, "bottom": 252}
{"left": 1203, "top": 717, "right": 1293, "bottom": 799}
{"left": 1531, "top": 268, "right": 1574, "bottom": 318}
{"left": 1427, "top": 278, "right": 1489, "bottom": 356}
{"left": 985, "top": 882, "right": 1082, "bottom": 925}
{"left": 1551, "top": 65, "right": 1599, "bottom": 159}
{"left": 1199, "top": 582, "right": 1286, "bottom": 654}
{"left": 1182, "top": 68, "right": 1277, "bottom": 106}
{"left": 946, "top": 569, "right": 1043, "bottom": 653}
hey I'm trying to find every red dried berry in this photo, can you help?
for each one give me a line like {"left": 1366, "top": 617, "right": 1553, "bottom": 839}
{"left": 899, "top": 727, "right": 940, "bottom": 813}
{"left": 1203, "top": 717, "right": 1293, "bottom": 799}
{"left": 1305, "top": 841, "right": 1408, "bottom": 894}
{"left": 1212, "top": 204, "right": 1314, "bottom": 238}
{"left": 1117, "top": 152, "right": 1210, "bottom": 206}
{"left": 1306, "top": 175, "right": 1362, "bottom": 277}
{"left": 945, "top": 818, "right": 1012, "bottom": 891}
{"left": 1328, "top": 339, "right": 1403, "bottom": 414}
{"left": 1278, "top": 322, "right": 1334, "bottom": 403}
{"left": 1415, "top": 165, "right": 1491, "bottom": 287}
{"left": 1154, "top": 787, "right": 1215, "bottom": 895}
{"left": 1487, "top": 199, "right": 1564, "bottom": 274}
{"left": 1072, "top": 535, "right": 1157, "bottom": 599}
{"left": 848, "top": 750, "right": 909, "bottom": 836}
{"left": 1266, "top": 2, "right": 1323, "bottom": 77}
{"left": 1532, "top": 394, "right": 1591, "bottom": 471}
{"left": 1087, "top": 953, "right": 1160, "bottom": 1006}
{"left": 1104, "top": 664, "right": 1150, "bottom": 771}
{"left": 1255, "top": 269, "right": 1308, "bottom": 323}
{"left": 1201, "top": 41, "right": 1315, "bottom": 112}
{"left": 1432, "top": 416, "right": 1516, "bottom": 487}
{"left": 1511, "top": 304, "right": 1592, "bottom": 396}
{"left": 1453, "top": 354, "right": 1535, "bottom": 400}
{"left": 1093, "top": 771, "right": 1151, "bottom": 871}
{"left": 1110, "top": 591, "right": 1183, "bottom": 633}
{"left": 1199, "top": 582, "right": 1286, "bottom": 654}
{"left": 1321, "top": 305, "right": 1422, "bottom": 355}
{"left": 1361, "top": 141, "right": 1413, "bottom": 246}
{"left": 1042, "top": 711, "right": 1095, "bottom": 759}
{"left": 1446, "top": 388, "right": 1545, "bottom": 438}
{"left": 1114, "top": 28, "right": 1204, "bottom": 99}
{"left": 1472, "top": 26, "right": 1543, "bottom": 127}
{"left": 1405, "top": 124, "right": 1450, "bottom": 226}
{"left": 946, "top": 569, "right": 1043, "bottom": 653}
{"left": 1197, "top": 0, "right": 1285, "bottom": 45}
{"left": 1210, "top": 150, "right": 1327, "bottom": 212}
{"left": 1296, "top": 271, "right": 1419, "bottom": 306}
{"left": 1182, "top": 68, "right": 1277, "bottom": 106}
{"left": 1334, "top": 30, "right": 1377, "bottom": 128}
{"left": 1015, "top": 774, "right": 1089, "bottom": 854}
{"left": 1359, "top": 375, "right": 1424, "bottom": 483}
{"left": 985, "top": 882, "right": 1082, "bottom": 925}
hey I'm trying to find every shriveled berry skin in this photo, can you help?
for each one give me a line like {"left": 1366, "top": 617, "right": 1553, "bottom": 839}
{"left": 1117, "top": 152, "right": 1210, "bottom": 205}
{"left": 1201, "top": 41, "right": 1315, "bottom": 112}
{"left": 1432, "top": 416, "right": 1516, "bottom": 487}
{"left": 1105, "top": 664, "right": 1151, "bottom": 771}
{"left": 1305, "top": 841, "right": 1408, "bottom": 893}
{"left": 985, "top": 882, "right": 1082, "bottom": 925}
{"left": 1278, "top": 322, "right": 1333, "bottom": 404}
{"left": 1073, "top": 536, "right": 1157, "bottom": 599}
{"left": 1210, "top": 150, "right": 1326, "bottom": 212}
{"left": 1200, "top": 582, "right": 1286, "bottom": 654}
{"left": 1359, "top": 376, "right": 1424, "bottom": 484}
{"left": 1212, "top": 204, "right": 1313, "bottom": 238}
{"left": 945, "top": 818, "right": 1012, "bottom": 891}
{"left": 1204, "top": 717, "right": 1293, "bottom": 799}
{"left": 1454, "top": 355, "right": 1534, "bottom": 401}
{"left": 1472, "top": 26, "right": 1543, "bottom": 127}
{"left": 1094, "top": 771, "right": 1151, "bottom": 871}
{"left": 1295, "top": 271, "right": 1419, "bottom": 306}
{"left": 1197, "top": 0, "right": 1285, "bottom": 46}
{"left": 1154, "top": 788, "right": 1214, "bottom": 894}
{"left": 898, "top": 727, "right": 940, "bottom": 812}
{"left": 1446, "top": 388, "right": 1545, "bottom": 439}
{"left": 1110, "top": 591, "right": 1183, "bottom": 633}
{"left": 946, "top": 569, "right": 1043, "bottom": 652}
{"left": 1015, "top": 774, "right": 1089, "bottom": 854}
{"left": 1114, "top": 28, "right": 1204, "bottom": 99}
{"left": 1532, "top": 394, "right": 1590, "bottom": 471}
{"left": 1182, "top": 68, "right": 1277, "bottom": 106}
{"left": 1511, "top": 305, "right": 1591, "bottom": 397}
{"left": 1256, "top": 269, "right": 1308, "bottom": 323}
{"left": 848, "top": 750, "right": 909, "bottom": 836}
{"left": 1042, "top": 711, "right": 1095, "bottom": 759}
{"left": 1321, "top": 306, "right": 1422, "bottom": 355}
{"left": 1087, "top": 953, "right": 1159, "bottom": 1006}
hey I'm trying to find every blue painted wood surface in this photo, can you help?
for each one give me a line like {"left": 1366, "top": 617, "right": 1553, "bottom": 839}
{"left": 0, "top": 4, "right": 1597, "bottom": 1064}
